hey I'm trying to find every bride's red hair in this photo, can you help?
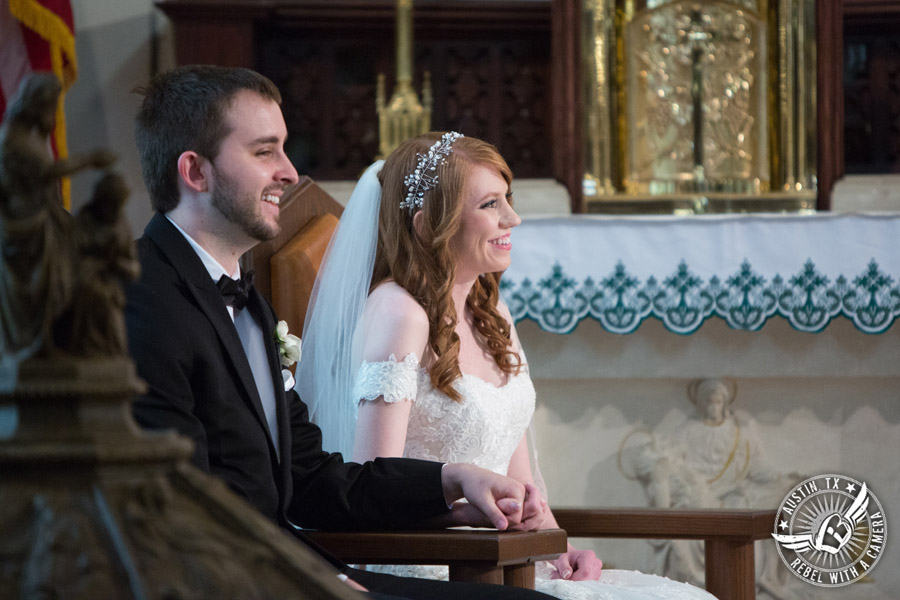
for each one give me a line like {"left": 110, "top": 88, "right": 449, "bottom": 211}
{"left": 372, "top": 132, "right": 521, "bottom": 401}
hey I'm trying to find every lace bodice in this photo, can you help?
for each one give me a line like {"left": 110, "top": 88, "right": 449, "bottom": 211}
{"left": 354, "top": 353, "right": 536, "bottom": 476}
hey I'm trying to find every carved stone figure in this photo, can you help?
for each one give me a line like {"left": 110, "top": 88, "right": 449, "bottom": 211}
{"left": 0, "top": 73, "right": 113, "bottom": 363}
{"left": 627, "top": 378, "right": 808, "bottom": 600}
{"left": 54, "top": 173, "right": 139, "bottom": 357}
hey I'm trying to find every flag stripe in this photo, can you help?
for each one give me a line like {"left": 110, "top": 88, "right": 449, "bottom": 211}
{"left": 3, "top": 0, "right": 76, "bottom": 208}
{"left": 0, "top": 2, "right": 32, "bottom": 117}
{"left": 9, "top": 0, "right": 76, "bottom": 86}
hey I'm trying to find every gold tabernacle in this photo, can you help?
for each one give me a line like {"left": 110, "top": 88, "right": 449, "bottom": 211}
{"left": 582, "top": 0, "right": 816, "bottom": 213}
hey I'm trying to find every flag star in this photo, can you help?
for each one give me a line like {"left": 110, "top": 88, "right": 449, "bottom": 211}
{"left": 779, "top": 520, "right": 789, "bottom": 530}
{"left": 846, "top": 483, "right": 857, "bottom": 494}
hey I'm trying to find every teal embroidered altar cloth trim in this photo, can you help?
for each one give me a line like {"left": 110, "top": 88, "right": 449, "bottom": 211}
{"left": 500, "top": 213, "right": 900, "bottom": 335}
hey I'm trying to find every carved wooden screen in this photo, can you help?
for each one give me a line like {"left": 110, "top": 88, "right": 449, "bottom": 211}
{"left": 157, "top": 1, "right": 554, "bottom": 182}
{"left": 844, "top": 3, "right": 900, "bottom": 174}
{"left": 256, "top": 20, "right": 552, "bottom": 180}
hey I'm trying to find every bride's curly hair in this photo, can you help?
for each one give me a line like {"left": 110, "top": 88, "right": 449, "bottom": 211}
{"left": 373, "top": 132, "right": 522, "bottom": 401}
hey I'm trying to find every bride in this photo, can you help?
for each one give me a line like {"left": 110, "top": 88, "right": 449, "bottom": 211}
{"left": 298, "top": 132, "right": 715, "bottom": 600}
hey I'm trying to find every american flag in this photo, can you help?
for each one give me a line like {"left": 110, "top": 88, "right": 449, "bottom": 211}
{"left": 1, "top": 0, "right": 76, "bottom": 206}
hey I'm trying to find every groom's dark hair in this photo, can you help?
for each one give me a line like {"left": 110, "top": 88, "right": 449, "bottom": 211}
{"left": 134, "top": 65, "right": 281, "bottom": 213}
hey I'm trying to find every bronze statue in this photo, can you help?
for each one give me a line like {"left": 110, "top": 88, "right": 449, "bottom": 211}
{"left": 55, "top": 173, "right": 140, "bottom": 356}
{"left": 0, "top": 72, "right": 115, "bottom": 363}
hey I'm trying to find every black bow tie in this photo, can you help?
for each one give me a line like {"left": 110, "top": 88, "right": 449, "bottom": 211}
{"left": 217, "top": 270, "right": 255, "bottom": 310}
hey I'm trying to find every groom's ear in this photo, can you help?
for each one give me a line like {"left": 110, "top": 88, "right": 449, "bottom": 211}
{"left": 177, "top": 150, "right": 209, "bottom": 194}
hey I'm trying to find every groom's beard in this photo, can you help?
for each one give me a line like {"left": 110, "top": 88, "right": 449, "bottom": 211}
{"left": 210, "top": 165, "right": 280, "bottom": 242}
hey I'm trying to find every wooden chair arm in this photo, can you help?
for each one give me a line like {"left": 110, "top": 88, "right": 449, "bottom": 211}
{"left": 552, "top": 507, "right": 776, "bottom": 541}
{"left": 306, "top": 528, "right": 566, "bottom": 565}
{"left": 552, "top": 508, "right": 776, "bottom": 600}
{"left": 306, "top": 528, "right": 567, "bottom": 589}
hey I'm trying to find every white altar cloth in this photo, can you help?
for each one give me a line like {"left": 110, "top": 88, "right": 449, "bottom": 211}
{"left": 502, "top": 212, "right": 900, "bottom": 334}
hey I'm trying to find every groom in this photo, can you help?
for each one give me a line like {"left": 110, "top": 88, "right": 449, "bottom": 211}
{"left": 125, "top": 65, "right": 550, "bottom": 599}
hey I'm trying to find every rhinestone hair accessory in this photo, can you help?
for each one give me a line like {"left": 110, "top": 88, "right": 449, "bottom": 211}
{"left": 400, "top": 131, "right": 464, "bottom": 212}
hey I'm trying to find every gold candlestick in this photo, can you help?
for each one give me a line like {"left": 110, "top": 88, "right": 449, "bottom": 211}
{"left": 377, "top": 0, "right": 432, "bottom": 159}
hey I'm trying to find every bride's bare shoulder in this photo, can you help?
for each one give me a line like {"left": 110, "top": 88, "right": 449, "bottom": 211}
{"left": 367, "top": 281, "right": 427, "bottom": 323}
{"left": 361, "top": 282, "right": 429, "bottom": 361}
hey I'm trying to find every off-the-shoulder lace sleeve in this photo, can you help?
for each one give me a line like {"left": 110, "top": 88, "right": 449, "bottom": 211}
{"left": 353, "top": 353, "right": 421, "bottom": 404}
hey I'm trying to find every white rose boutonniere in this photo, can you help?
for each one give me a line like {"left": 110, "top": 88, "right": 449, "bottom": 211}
{"left": 274, "top": 320, "right": 302, "bottom": 368}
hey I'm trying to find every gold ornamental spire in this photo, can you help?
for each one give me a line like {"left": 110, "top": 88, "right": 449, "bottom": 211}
{"left": 377, "top": 0, "right": 432, "bottom": 158}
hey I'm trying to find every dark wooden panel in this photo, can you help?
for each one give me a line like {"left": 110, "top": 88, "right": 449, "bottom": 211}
{"left": 843, "top": 0, "right": 900, "bottom": 176}
{"left": 156, "top": 1, "right": 266, "bottom": 65}
{"left": 169, "top": 20, "right": 255, "bottom": 66}
{"left": 817, "top": 0, "right": 843, "bottom": 210}
{"left": 844, "top": 0, "right": 900, "bottom": 27}
{"left": 551, "top": 0, "right": 582, "bottom": 213}
{"left": 843, "top": 36, "right": 900, "bottom": 174}
{"left": 257, "top": 20, "right": 551, "bottom": 180}
{"left": 840, "top": 0, "right": 900, "bottom": 181}
{"left": 158, "top": 0, "right": 553, "bottom": 182}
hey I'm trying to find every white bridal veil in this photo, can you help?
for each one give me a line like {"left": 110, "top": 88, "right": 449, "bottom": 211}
{"left": 295, "top": 160, "right": 384, "bottom": 459}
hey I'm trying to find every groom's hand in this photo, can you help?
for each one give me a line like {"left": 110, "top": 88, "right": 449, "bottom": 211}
{"left": 441, "top": 463, "right": 526, "bottom": 530}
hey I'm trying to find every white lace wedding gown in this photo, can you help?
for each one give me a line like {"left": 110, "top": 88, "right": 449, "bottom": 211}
{"left": 353, "top": 354, "right": 717, "bottom": 600}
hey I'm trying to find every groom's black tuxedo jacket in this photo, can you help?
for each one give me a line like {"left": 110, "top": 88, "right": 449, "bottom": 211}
{"left": 126, "top": 213, "right": 448, "bottom": 539}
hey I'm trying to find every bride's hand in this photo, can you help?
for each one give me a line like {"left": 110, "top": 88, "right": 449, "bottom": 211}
{"left": 506, "top": 483, "right": 547, "bottom": 531}
{"left": 551, "top": 548, "right": 603, "bottom": 581}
